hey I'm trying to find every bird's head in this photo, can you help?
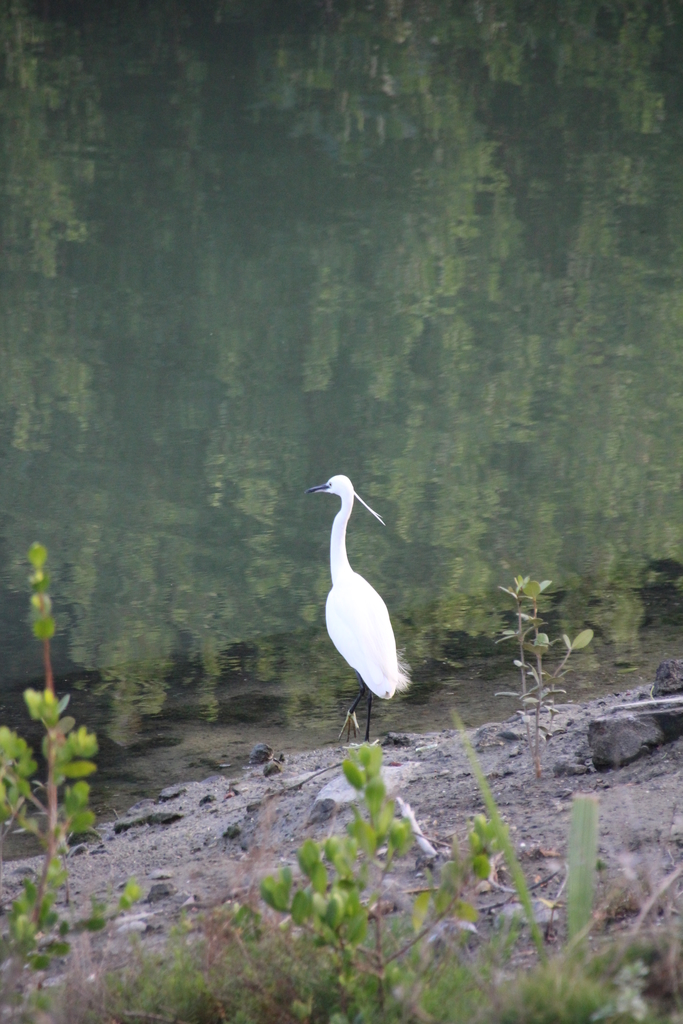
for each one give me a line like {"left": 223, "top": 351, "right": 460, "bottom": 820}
{"left": 306, "top": 475, "right": 385, "bottom": 524}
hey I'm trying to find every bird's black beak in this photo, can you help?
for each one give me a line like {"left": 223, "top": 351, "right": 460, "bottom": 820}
{"left": 306, "top": 483, "right": 331, "bottom": 493}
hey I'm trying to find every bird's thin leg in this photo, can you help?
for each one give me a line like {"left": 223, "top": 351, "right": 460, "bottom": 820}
{"left": 365, "top": 690, "right": 373, "bottom": 743}
{"left": 339, "top": 673, "right": 365, "bottom": 741}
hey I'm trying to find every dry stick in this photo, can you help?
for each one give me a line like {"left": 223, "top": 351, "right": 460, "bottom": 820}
{"left": 631, "top": 862, "right": 683, "bottom": 934}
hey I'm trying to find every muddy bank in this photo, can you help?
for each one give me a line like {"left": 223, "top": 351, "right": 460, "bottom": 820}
{"left": 4, "top": 678, "right": 683, "bottom": 980}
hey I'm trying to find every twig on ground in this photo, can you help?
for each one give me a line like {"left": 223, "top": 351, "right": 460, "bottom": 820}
{"left": 395, "top": 797, "right": 437, "bottom": 858}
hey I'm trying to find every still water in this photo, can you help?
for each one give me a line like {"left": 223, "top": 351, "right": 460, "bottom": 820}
{"left": 1, "top": 0, "right": 683, "bottom": 808}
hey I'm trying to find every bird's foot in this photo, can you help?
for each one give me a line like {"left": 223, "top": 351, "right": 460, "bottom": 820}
{"left": 339, "top": 710, "right": 360, "bottom": 743}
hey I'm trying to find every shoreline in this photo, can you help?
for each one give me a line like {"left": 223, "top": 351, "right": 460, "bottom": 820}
{"left": 3, "top": 678, "right": 683, "bottom": 976}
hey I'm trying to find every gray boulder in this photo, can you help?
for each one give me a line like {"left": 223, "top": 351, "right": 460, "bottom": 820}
{"left": 653, "top": 660, "right": 683, "bottom": 697}
{"left": 588, "top": 714, "right": 664, "bottom": 768}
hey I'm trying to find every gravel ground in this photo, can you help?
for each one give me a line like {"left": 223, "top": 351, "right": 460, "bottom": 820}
{"left": 3, "top": 683, "right": 681, "bottom": 981}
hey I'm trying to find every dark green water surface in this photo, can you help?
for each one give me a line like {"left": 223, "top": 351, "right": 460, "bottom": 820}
{"left": 1, "top": 0, "right": 683, "bottom": 808}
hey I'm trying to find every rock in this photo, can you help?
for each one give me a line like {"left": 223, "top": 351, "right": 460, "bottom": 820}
{"left": 264, "top": 760, "right": 283, "bottom": 777}
{"left": 382, "top": 733, "right": 411, "bottom": 747}
{"left": 116, "top": 912, "right": 153, "bottom": 934}
{"left": 498, "top": 899, "right": 555, "bottom": 925}
{"left": 67, "top": 828, "right": 101, "bottom": 846}
{"left": 308, "top": 798, "right": 337, "bottom": 824}
{"left": 588, "top": 715, "right": 664, "bottom": 768}
{"left": 223, "top": 824, "right": 241, "bottom": 840}
{"left": 149, "top": 869, "right": 174, "bottom": 880}
{"left": 114, "top": 808, "right": 184, "bottom": 833}
{"left": 200, "top": 775, "right": 224, "bottom": 785}
{"left": 146, "top": 882, "right": 175, "bottom": 903}
{"left": 249, "top": 743, "right": 273, "bottom": 764}
{"left": 68, "top": 843, "right": 88, "bottom": 857}
{"left": 309, "top": 764, "right": 420, "bottom": 823}
{"left": 653, "top": 660, "right": 683, "bottom": 696}
{"left": 552, "top": 759, "right": 589, "bottom": 776}
{"left": 199, "top": 794, "right": 216, "bottom": 805}
{"left": 159, "top": 784, "right": 187, "bottom": 802}
{"left": 498, "top": 729, "right": 524, "bottom": 742}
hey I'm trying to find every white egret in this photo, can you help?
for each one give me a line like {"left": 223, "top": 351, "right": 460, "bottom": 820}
{"left": 306, "top": 474, "right": 410, "bottom": 742}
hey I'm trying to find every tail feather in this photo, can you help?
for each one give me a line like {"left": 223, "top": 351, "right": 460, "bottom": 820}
{"left": 395, "top": 652, "right": 411, "bottom": 692}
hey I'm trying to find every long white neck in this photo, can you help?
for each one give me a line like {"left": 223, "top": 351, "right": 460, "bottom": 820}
{"left": 330, "top": 491, "right": 353, "bottom": 584}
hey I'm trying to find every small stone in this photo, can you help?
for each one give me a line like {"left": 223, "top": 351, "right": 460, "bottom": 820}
{"left": 159, "top": 784, "right": 187, "bottom": 802}
{"left": 382, "top": 733, "right": 411, "bottom": 747}
{"left": 223, "top": 824, "right": 241, "bottom": 840}
{"left": 249, "top": 743, "right": 273, "bottom": 764}
{"left": 498, "top": 729, "right": 523, "bottom": 742}
{"left": 201, "top": 775, "right": 224, "bottom": 785}
{"left": 653, "top": 660, "right": 683, "bottom": 697}
{"left": 149, "top": 869, "right": 174, "bottom": 880}
{"left": 146, "top": 882, "right": 175, "bottom": 903}
{"left": 199, "top": 794, "right": 216, "bottom": 805}
{"left": 264, "top": 760, "right": 283, "bottom": 777}
{"left": 67, "top": 828, "right": 101, "bottom": 846}
{"left": 68, "top": 843, "right": 88, "bottom": 857}
{"left": 308, "top": 798, "right": 336, "bottom": 824}
{"left": 114, "top": 808, "right": 184, "bottom": 834}
{"left": 553, "top": 759, "right": 588, "bottom": 776}
{"left": 116, "top": 913, "right": 152, "bottom": 934}
{"left": 588, "top": 715, "right": 664, "bottom": 768}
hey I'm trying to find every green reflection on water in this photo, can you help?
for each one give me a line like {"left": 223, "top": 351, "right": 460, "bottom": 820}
{"left": 0, "top": 0, "right": 682, "bottom": 762}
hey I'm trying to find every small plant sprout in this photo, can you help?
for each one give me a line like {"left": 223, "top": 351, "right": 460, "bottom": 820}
{"left": 496, "top": 576, "right": 593, "bottom": 778}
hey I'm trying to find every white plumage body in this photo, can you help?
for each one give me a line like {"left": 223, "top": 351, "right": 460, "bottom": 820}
{"left": 306, "top": 473, "right": 410, "bottom": 740}
{"left": 325, "top": 567, "right": 409, "bottom": 700}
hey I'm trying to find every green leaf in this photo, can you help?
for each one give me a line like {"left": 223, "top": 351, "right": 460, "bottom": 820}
{"left": 412, "top": 890, "right": 430, "bottom": 932}
{"left": 33, "top": 617, "right": 55, "bottom": 641}
{"left": 364, "top": 776, "right": 385, "bottom": 820}
{"left": 562, "top": 634, "right": 572, "bottom": 649}
{"left": 291, "top": 889, "right": 313, "bottom": 925}
{"left": 57, "top": 694, "right": 71, "bottom": 715}
{"left": 346, "top": 910, "right": 367, "bottom": 945}
{"left": 348, "top": 816, "right": 377, "bottom": 857}
{"left": 260, "top": 868, "right": 292, "bottom": 913}
{"left": 118, "top": 879, "right": 142, "bottom": 911}
{"left": 310, "top": 861, "right": 328, "bottom": 895}
{"left": 62, "top": 760, "right": 97, "bottom": 779}
{"left": 538, "top": 580, "right": 552, "bottom": 592}
{"left": 28, "top": 543, "right": 47, "bottom": 569}
{"left": 358, "top": 743, "right": 382, "bottom": 780}
{"left": 455, "top": 900, "right": 478, "bottom": 923}
{"left": 523, "top": 581, "right": 541, "bottom": 598}
{"left": 571, "top": 629, "right": 594, "bottom": 651}
{"left": 297, "top": 838, "right": 321, "bottom": 877}
{"left": 69, "top": 811, "right": 96, "bottom": 834}
{"left": 534, "top": 633, "right": 550, "bottom": 648}
{"left": 472, "top": 853, "right": 490, "bottom": 879}
{"left": 342, "top": 760, "right": 364, "bottom": 791}
{"left": 57, "top": 716, "right": 76, "bottom": 735}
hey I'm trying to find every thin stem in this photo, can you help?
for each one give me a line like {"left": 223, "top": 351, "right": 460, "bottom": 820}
{"left": 533, "top": 595, "right": 542, "bottom": 778}
{"left": 43, "top": 638, "right": 54, "bottom": 696}
{"left": 517, "top": 595, "right": 533, "bottom": 756}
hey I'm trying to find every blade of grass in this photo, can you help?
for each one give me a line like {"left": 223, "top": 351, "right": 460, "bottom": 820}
{"left": 566, "top": 794, "right": 599, "bottom": 943}
{"left": 453, "top": 711, "right": 546, "bottom": 960}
